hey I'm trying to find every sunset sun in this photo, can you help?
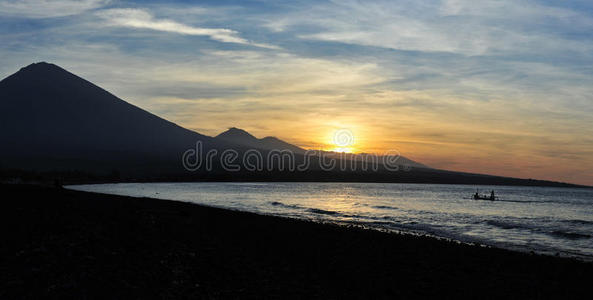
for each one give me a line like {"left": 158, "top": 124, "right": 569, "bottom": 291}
{"left": 330, "top": 129, "right": 355, "bottom": 153}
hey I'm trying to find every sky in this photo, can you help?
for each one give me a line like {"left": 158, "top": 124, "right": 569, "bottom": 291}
{"left": 1, "top": 0, "right": 592, "bottom": 185}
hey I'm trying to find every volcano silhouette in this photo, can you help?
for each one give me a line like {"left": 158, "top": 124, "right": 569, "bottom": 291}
{"left": 0, "top": 62, "right": 227, "bottom": 175}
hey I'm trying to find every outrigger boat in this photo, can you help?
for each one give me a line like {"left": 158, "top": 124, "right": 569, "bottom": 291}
{"left": 473, "top": 189, "right": 497, "bottom": 201}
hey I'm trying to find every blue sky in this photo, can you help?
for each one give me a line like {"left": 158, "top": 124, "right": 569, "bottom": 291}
{"left": 1, "top": 0, "right": 592, "bottom": 184}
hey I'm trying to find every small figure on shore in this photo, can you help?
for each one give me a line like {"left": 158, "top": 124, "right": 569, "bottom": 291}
{"left": 490, "top": 190, "right": 495, "bottom": 201}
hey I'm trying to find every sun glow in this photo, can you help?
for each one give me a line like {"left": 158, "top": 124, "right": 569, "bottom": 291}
{"left": 329, "top": 129, "right": 355, "bottom": 153}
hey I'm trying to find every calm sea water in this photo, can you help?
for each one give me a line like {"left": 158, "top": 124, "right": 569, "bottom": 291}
{"left": 68, "top": 182, "right": 593, "bottom": 260}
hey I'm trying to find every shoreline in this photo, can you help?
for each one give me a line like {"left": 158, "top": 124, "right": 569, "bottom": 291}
{"left": 68, "top": 182, "right": 593, "bottom": 262}
{"left": 2, "top": 184, "right": 592, "bottom": 298}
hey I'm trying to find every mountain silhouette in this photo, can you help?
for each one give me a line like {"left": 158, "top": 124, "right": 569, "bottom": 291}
{"left": 216, "top": 127, "right": 307, "bottom": 154}
{"left": 0, "top": 62, "right": 229, "bottom": 175}
{"left": 216, "top": 127, "right": 427, "bottom": 168}
{"left": 0, "top": 62, "right": 582, "bottom": 187}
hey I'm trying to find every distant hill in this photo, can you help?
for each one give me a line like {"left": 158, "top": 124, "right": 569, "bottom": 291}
{"left": 0, "top": 62, "right": 584, "bottom": 188}
{"left": 216, "top": 127, "right": 307, "bottom": 154}
{"left": 215, "top": 127, "right": 427, "bottom": 169}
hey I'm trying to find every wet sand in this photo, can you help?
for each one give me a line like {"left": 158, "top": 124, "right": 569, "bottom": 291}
{"left": 1, "top": 184, "right": 591, "bottom": 298}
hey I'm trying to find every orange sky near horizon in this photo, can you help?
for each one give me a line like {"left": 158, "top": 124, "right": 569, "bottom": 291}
{"left": 168, "top": 96, "right": 592, "bottom": 186}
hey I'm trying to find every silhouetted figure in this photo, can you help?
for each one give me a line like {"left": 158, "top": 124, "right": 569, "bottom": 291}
{"left": 490, "top": 190, "right": 495, "bottom": 201}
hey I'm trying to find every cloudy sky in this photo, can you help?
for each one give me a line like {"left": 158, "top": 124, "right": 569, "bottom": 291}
{"left": 1, "top": 0, "right": 592, "bottom": 185}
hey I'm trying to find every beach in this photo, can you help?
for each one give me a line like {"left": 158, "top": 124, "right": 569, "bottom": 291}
{"left": 1, "top": 184, "right": 592, "bottom": 299}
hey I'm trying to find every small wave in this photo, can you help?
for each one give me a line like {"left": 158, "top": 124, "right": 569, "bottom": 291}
{"left": 462, "top": 197, "right": 542, "bottom": 204}
{"left": 372, "top": 205, "right": 399, "bottom": 210}
{"left": 307, "top": 208, "right": 339, "bottom": 215}
{"left": 271, "top": 202, "right": 343, "bottom": 217}
{"left": 268, "top": 201, "right": 302, "bottom": 210}
{"left": 495, "top": 199, "right": 539, "bottom": 203}
{"left": 486, "top": 220, "right": 523, "bottom": 230}
{"left": 485, "top": 219, "right": 592, "bottom": 241}
{"left": 367, "top": 221, "right": 393, "bottom": 225}
{"left": 549, "top": 231, "right": 592, "bottom": 240}
{"left": 562, "top": 219, "right": 593, "bottom": 226}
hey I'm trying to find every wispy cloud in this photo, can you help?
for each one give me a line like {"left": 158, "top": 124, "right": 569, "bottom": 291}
{"left": 0, "top": 0, "right": 109, "bottom": 18}
{"left": 96, "top": 8, "right": 279, "bottom": 49}
{"left": 270, "top": 0, "right": 593, "bottom": 56}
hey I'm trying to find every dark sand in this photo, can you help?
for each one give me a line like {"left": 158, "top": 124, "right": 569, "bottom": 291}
{"left": 1, "top": 184, "right": 592, "bottom": 299}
